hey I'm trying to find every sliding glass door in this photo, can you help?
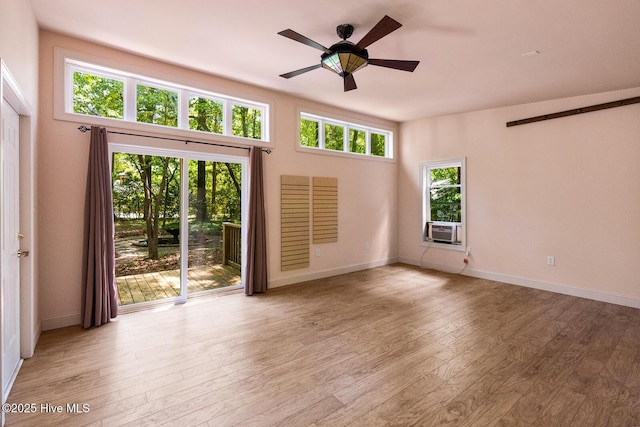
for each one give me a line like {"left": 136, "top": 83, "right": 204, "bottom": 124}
{"left": 186, "top": 160, "right": 243, "bottom": 296}
{"left": 111, "top": 145, "right": 246, "bottom": 308}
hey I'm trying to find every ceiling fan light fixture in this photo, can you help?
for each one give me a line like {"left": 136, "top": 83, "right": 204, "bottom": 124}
{"left": 321, "top": 43, "right": 369, "bottom": 77}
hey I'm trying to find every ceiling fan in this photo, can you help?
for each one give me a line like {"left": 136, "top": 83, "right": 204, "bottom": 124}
{"left": 278, "top": 15, "right": 420, "bottom": 92}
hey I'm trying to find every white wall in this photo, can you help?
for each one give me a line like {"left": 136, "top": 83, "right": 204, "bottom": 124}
{"left": 37, "top": 31, "right": 399, "bottom": 329}
{"left": 0, "top": 0, "right": 39, "bottom": 103}
{"left": 399, "top": 88, "right": 640, "bottom": 306}
{"left": 36, "top": 20, "right": 640, "bottom": 329}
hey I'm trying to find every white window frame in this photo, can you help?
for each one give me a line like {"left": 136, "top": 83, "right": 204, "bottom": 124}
{"left": 420, "top": 158, "right": 467, "bottom": 251}
{"left": 55, "top": 48, "right": 274, "bottom": 148}
{"left": 297, "top": 110, "right": 395, "bottom": 160}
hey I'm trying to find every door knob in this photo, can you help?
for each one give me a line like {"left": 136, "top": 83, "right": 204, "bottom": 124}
{"left": 17, "top": 250, "right": 30, "bottom": 258}
{"left": 17, "top": 233, "right": 24, "bottom": 240}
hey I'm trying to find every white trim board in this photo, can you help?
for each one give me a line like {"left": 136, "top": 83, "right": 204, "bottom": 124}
{"left": 41, "top": 313, "right": 81, "bottom": 331}
{"left": 399, "top": 257, "right": 640, "bottom": 309}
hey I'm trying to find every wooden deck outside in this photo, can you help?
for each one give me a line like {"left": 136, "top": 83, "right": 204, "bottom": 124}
{"left": 116, "top": 264, "right": 241, "bottom": 306}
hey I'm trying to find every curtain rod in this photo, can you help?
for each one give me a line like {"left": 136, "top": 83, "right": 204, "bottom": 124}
{"left": 506, "top": 96, "right": 640, "bottom": 127}
{"left": 77, "top": 125, "right": 271, "bottom": 154}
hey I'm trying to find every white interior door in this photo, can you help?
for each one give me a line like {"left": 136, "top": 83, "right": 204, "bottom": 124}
{"left": 1, "top": 98, "right": 22, "bottom": 400}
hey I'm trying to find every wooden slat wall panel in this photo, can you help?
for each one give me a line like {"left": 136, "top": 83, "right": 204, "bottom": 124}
{"left": 281, "top": 175, "right": 310, "bottom": 271}
{"left": 313, "top": 177, "right": 338, "bottom": 243}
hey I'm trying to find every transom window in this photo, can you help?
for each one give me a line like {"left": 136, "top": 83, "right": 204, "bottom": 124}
{"left": 299, "top": 112, "right": 393, "bottom": 159}
{"left": 65, "top": 58, "right": 268, "bottom": 142}
{"left": 421, "top": 158, "right": 466, "bottom": 250}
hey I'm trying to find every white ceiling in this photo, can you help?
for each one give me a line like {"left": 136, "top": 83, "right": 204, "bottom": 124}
{"left": 28, "top": 0, "right": 640, "bottom": 122}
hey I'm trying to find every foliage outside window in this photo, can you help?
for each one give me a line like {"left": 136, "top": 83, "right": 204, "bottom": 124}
{"left": 325, "top": 123, "right": 344, "bottom": 151}
{"left": 429, "top": 166, "right": 462, "bottom": 222}
{"left": 189, "top": 96, "right": 223, "bottom": 134}
{"left": 66, "top": 58, "right": 268, "bottom": 142}
{"left": 112, "top": 152, "right": 243, "bottom": 261}
{"left": 232, "top": 105, "right": 262, "bottom": 139}
{"left": 299, "top": 112, "right": 392, "bottom": 159}
{"left": 300, "top": 118, "right": 319, "bottom": 147}
{"left": 349, "top": 128, "right": 366, "bottom": 154}
{"left": 73, "top": 71, "right": 124, "bottom": 119}
{"left": 371, "top": 132, "right": 386, "bottom": 157}
{"left": 136, "top": 84, "right": 178, "bottom": 127}
{"left": 421, "top": 158, "right": 466, "bottom": 249}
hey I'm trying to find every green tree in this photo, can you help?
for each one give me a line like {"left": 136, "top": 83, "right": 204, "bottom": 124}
{"left": 136, "top": 84, "right": 178, "bottom": 127}
{"left": 73, "top": 71, "right": 124, "bottom": 118}
{"left": 112, "top": 171, "right": 144, "bottom": 219}
{"left": 135, "top": 155, "right": 178, "bottom": 259}
{"left": 113, "top": 153, "right": 180, "bottom": 260}
{"left": 216, "top": 162, "right": 242, "bottom": 220}
{"left": 349, "top": 129, "right": 365, "bottom": 154}
{"left": 189, "top": 97, "right": 223, "bottom": 134}
{"left": 232, "top": 106, "right": 261, "bottom": 139}
{"left": 371, "top": 133, "right": 386, "bottom": 156}
{"left": 325, "top": 123, "right": 344, "bottom": 151}
{"left": 429, "top": 166, "right": 461, "bottom": 222}
{"left": 300, "top": 119, "right": 319, "bottom": 147}
{"left": 188, "top": 97, "right": 225, "bottom": 223}
{"left": 188, "top": 161, "right": 242, "bottom": 223}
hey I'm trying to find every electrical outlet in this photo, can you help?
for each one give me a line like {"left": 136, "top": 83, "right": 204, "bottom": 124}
{"left": 465, "top": 246, "right": 471, "bottom": 256}
{"left": 315, "top": 248, "right": 320, "bottom": 257}
{"left": 365, "top": 242, "right": 369, "bottom": 250}
{"left": 547, "top": 256, "right": 555, "bottom": 266}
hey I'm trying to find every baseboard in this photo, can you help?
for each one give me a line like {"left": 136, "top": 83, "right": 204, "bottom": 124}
{"left": 399, "top": 257, "right": 640, "bottom": 309}
{"left": 398, "top": 257, "right": 465, "bottom": 274}
{"left": 466, "top": 269, "right": 640, "bottom": 309}
{"left": 42, "top": 313, "right": 81, "bottom": 331}
{"left": 2, "top": 359, "right": 23, "bottom": 405}
{"left": 269, "top": 257, "right": 399, "bottom": 289}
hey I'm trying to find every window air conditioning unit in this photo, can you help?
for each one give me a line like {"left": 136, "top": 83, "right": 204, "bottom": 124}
{"left": 424, "top": 222, "right": 462, "bottom": 244}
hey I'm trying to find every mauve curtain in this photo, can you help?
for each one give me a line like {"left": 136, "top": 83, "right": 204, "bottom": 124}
{"left": 245, "top": 146, "right": 268, "bottom": 295}
{"left": 81, "top": 126, "right": 118, "bottom": 328}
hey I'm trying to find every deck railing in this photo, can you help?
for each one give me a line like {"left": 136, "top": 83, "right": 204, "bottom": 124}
{"left": 222, "top": 222, "right": 241, "bottom": 269}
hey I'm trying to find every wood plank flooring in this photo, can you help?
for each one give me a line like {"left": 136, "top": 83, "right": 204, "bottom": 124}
{"left": 6, "top": 263, "right": 640, "bottom": 426}
{"left": 116, "top": 265, "right": 241, "bottom": 305}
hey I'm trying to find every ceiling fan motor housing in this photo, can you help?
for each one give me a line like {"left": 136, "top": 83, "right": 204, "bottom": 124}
{"left": 336, "top": 24, "right": 354, "bottom": 40}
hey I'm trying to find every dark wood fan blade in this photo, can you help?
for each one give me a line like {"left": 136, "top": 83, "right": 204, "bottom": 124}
{"left": 355, "top": 15, "right": 402, "bottom": 49}
{"left": 278, "top": 29, "right": 331, "bottom": 53}
{"left": 344, "top": 74, "right": 357, "bottom": 91}
{"left": 368, "top": 59, "right": 420, "bottom": 72}
{"left": 280, "top": 64, "right": 322, "bottom": 79}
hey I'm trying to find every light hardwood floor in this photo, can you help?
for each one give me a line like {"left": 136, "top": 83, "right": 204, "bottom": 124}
{"left": 6, "top": 264, "right": 640, "bottom": 426}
